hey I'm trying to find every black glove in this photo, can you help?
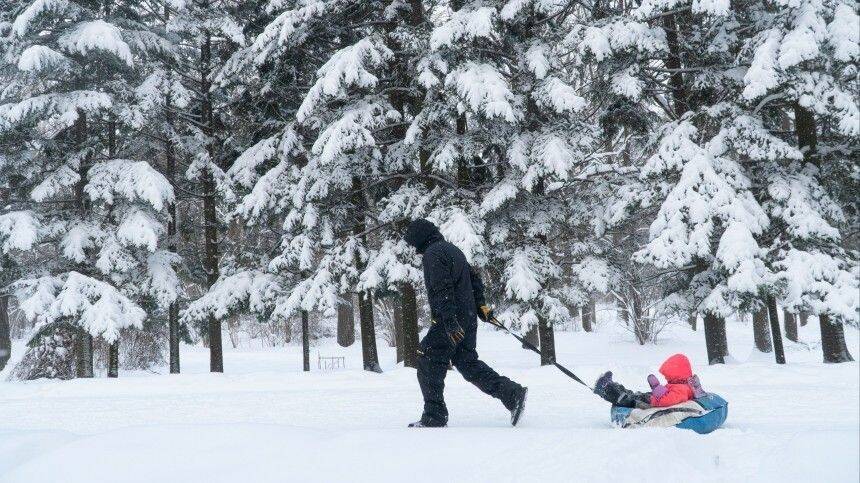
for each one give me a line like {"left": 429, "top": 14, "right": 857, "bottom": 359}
{"left": 445, "top": 320, "right": 465, "bottom": 345}
{"left": 478, "top": 305, "right": 494, "bottom": 322}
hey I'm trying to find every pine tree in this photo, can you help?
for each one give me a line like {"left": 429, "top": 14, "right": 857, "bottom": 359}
{"left": 1, "top": 0, "right": 179, "bottom": 377}
{"left": 739, "top": 0, "right": 858, "bottom": 362}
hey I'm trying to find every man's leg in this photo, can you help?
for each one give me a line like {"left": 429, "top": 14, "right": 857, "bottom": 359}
{"left": 451, "top": 324, "right": 523, "bottom": 410}
{"left": 597, "top": 378, "right": 651, "bottom": 408}
{"left": 416, "top": 325, "right": 453, "bottom": 425}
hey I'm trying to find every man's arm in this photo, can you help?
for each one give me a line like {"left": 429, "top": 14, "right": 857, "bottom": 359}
{"left": 424, "top": 248, "right": 464, "bottom": 344}
{"left": 470, "top": 266, "right": 494, "bottom": 322}
{"left": 469, "top": 266, "right": 487, "bottom": 308}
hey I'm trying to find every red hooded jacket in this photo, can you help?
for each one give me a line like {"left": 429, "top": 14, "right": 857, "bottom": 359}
{"left": 650, "top": 354, "right": 696, "bottom": 407}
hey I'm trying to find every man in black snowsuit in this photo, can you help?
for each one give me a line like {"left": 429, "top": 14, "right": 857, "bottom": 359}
{"left": 404, "top": 218, "right": 528, "bottom": 427}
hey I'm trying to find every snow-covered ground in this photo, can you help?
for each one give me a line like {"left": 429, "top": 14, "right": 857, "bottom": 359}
{"left": 1, "top": 319, "right": 858, "bottom": 483}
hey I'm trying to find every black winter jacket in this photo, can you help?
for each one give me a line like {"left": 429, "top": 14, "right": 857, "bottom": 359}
{"left": 404, "top": 219, "right": 486, "bottom": 333}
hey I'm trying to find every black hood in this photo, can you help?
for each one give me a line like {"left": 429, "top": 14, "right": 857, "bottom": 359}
{"left": 404, "top": 218, "right": 444, "bottom": 254}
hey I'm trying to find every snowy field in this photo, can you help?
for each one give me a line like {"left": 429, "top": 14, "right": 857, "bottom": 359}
{"left": 1, "top": 319, "right": 857, "bottom": 483}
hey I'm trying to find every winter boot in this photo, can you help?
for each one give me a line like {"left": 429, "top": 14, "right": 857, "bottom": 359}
{"left": 510, "top": 386, "right": 528, "bottom": 426}
{"left": 593, "top": 371, "right": 614, "bottom": 400}
{"left": 408, "top": 416, "right": 447, "bottom": 428}
{"left": 688, "top": 374, "right": 707, "bottom": 398}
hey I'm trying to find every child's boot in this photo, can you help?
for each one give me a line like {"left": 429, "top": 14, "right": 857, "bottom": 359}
{"left": 688, "top": 374, "right": 707, "bottom": 398}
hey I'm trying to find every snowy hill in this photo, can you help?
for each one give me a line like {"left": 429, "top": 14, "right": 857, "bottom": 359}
{"left": 1, "top": 321, "right": 857, "bottom": 483}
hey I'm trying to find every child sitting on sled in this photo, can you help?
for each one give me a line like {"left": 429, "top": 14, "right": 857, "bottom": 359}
{"left": 593, "top": 353, "right": 706, "bottom": 409}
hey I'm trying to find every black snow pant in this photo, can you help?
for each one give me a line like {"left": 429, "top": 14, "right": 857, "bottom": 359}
{"left": 600, "top": 381, "right": 652, "bottom": 409}
{"left": 417, "top": 321, "right": 523, "bottom": 424}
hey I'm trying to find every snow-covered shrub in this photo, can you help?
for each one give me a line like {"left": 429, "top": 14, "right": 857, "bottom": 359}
{"left": 10, "top": 322, "right": 78, "bottom": 381}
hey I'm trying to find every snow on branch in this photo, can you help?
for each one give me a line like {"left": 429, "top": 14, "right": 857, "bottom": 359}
{"left": 0, "top": 91, "right": 112, "bottom": 132}
{"left": 445, "top": 62, "right": 520, "bottom": 122}
{"left": 16, "top": 272, "right": 146, "bottom": 343}
{"left": 12, "top": 0, "right": 77, "bottom": 37}
{"left": 430, "top": 7, "right": 498, "bottom": 50}
{"left": 85, "top": 159, "right": 175, "bottom": 211}
{"left": 0, "top": 211, "right": 40, "bottom": 253}
{"left": 182, "top": 271, "right": 281, "bottom": 324}
{"left": 58, "top": 20, "right": 134, "bottom": 66}
{"left": 296, "top": 37, "right": 392, "bottom": 122}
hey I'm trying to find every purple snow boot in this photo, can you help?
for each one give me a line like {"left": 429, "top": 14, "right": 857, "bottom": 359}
{"left": 688, "top": 374, "right": 707, "bottom": 398}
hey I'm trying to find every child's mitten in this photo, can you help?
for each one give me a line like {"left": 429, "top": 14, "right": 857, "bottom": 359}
{"left": 648, "top": 374, "right": 669, "bottom": 399}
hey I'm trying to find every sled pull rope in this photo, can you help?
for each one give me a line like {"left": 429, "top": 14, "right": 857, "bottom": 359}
{"left": 488, "top": 317, "right": 593, "bottom": 390}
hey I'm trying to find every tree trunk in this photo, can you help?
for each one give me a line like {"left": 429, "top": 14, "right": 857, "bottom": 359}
{"left": 165, "top": 94, "right": 180, "bottom": 375}
{"left": 200, "top": 31, "right": 222, "bottom": 373}
{"left": 301, "top": 310, "right": 310, "bottom": 372}
{"left": 393, "top": 296, "right": 404, "bottom": 363}
{"left": 783, "top": 309, "right": 798, "bottom": 343}
{"left": 358, "top": 291, "right": 382, "bottom": 373}
{"left": 76, "top": 332, "right": 94, "bottom": 378}
{"left": 107, "top": 340, "right": 119, "bottom": 378}
{"left": 662, "top": 13, "right": 688, "bottom": 116}
{"left": 523, "top": 324, "right": 539, "bottom": 349}
{"left": 687, "top": 311, "right": 697, "bottom": 331}
{"left": 702, "top": 312, "right": 728, "bottom": 364}
{"left": 284, "top": 318, "right": 292, "bottom": 344}
{"left": 819, "top": 314, "right": 854, "bottom": 363}
{"left": 799, "top": 312, "right": 809, "bottom": 327}
{"left": 537, "top": 317, "right": 556, "bottom": 366}
{"left": 792, "top": 105, "right": 852, "bottom": 363}
{"left": 581, "top": 300, "right": 594, "bottom": 332}
{"left": 0, "top": 295, "right": 10, "bottom": 371}
{"left": 400, "top": 283, "right": 420, "bottom": 369}
{"left": 336, "top": 295, "right": 355, "bottom": 347}
{"left": 766, "top": 295, "right": 786, "bottom": 364}
{"left": 752, "top": 307, "right": 773, "bottom": 353}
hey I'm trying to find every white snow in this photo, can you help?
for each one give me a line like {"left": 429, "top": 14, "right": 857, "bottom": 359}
{"left": 58, "top": 20, "right": 134, "bottom": 66}
{"left": 0, "top": 321, "right": 857, "bottom": 483}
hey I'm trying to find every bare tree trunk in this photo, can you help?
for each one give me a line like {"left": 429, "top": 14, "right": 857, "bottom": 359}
{"left": 703, "top": 312, "right": 728, "bottom": 364}
{"left": 766, "top": 295, "right": 786, "bottom": 364}
{"left": 337, "top": 295, "right": 355, "bottom": 347}
{"left": 819, "top": 314, "right": 854, "bottom": 363}
{"left": 752, "top": 307, "right": 773, "bottom": 353}
{"left": 687, "top": 311, "right": 697, "bottom": 331}
{"left": 0, "top": 295, "right": 10, "bottom": 371}
{"left": 73, "top": 112, "right": 94, "bottom": 378}
{"left": 537, "top": 316, "right": 556, "bottom": 366}
{"left": 663, "top": 13, "right": 688, "bottom": 116}
{"left": 401, "top": 283, "right": 419, "bottom": 368}
{"left": 76, "top": 332, "right": 94, "bottom": 378}
{"left": 783, "top": 309, "right": 798, "bottom": 342}
{"left": 107, "top": 340, "right": 119, "bottom": 378}
{"left": 393, "top": 296, "right": 404, "bottom": 363}
{"left": 799, "top": 312, "right": 809, "bottom": 327}
{"left": 284, "top": 318, "right": 292, "bottom": 344}
{"left": 581, "top": 299, "right": 594, "bottom": 332}
{"left": 358, "top": 291, "right": 382, "bottom": 373}
{"left": 523, "top": 324, "right": 539, "bottom": 349}
{"left": 200, "top": 31, "right": 222, "bottom": 373}
{"left": 165, "top": 94, "right": 180, "bottom": 375}
{"left": 301, "top": 310, "right": 310, "bottom": 372}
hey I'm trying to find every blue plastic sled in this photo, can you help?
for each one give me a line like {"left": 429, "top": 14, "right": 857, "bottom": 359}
{"left": 610, "top": 393, "right": 728, "bottom": 434}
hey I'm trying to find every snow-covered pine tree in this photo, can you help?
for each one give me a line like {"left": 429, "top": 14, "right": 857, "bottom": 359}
{"left": 166, "top": 0, "right": 247, "bottom": 372}
{"left": 739, "top": 0, "right": 858, "bottom": 363}
{"left": 1, "top": 0, "right": 179, "bottom": 378}
{"left": 204, "top": 0, "right": 438, "bottom": 373}
{"left": 125, "top": 1, "right": 198, "bottom": 374}
{"left": 569, "top": 0, "right": 780, "bottom": 363}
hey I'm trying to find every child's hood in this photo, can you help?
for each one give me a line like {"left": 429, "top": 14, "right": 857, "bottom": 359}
{"left": 659, "top": 353, "right": 693, "bottom": 383}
